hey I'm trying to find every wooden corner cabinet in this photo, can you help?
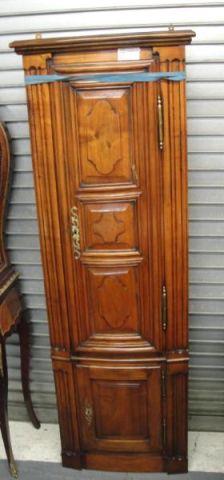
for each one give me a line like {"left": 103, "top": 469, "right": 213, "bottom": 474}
{"left": 10, "top": 29, "right": 195, "bottom": 474}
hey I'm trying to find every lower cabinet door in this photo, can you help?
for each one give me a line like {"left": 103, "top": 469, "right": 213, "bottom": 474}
{"left": 76, "top": 364, "right": 163, "bottom": 453}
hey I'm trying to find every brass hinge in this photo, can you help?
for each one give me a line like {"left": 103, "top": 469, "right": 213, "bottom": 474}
{"left": 162, "top": 369, "right": 167, "bottom": 399}
{"left": 157, "top": 94, "right": 164, "bottom": 150}
{"left": 162, "top": 284, "right": 167, "bottom": 331}
{"left": 131, "top": 164, "right": 138, "bottom": 183}
{"left": 162, "top": 418, "right": 167, "bottom": 447}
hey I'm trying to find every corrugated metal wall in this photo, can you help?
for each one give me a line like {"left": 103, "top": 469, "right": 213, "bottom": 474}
{"left": 0, "top": 0, "right": 224, "bottom": 431}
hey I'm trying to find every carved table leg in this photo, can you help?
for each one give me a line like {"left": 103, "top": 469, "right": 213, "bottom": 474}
{"left": 18, "top": 320, "right": 40, "bottom": 429}
{"left": 0, "top": 341, "right": 18, "bottom": 478}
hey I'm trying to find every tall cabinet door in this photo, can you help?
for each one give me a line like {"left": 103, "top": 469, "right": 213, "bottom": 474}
{"left": 57, "top": 77, "right": 164, "bottom": 357}
{"left": 76, "top": 364, "right": 163, "bottom": 454}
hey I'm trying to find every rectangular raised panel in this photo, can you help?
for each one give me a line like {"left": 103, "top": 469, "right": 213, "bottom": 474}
{"left": 93, "top": 380, "right": 148, "bottom": 439}
{"left": 76, "top": 365, "right": 162, "bottom": 453}
{"left": 53, "top": 359, "right": 81, "bottom": 467}
{"left": 83, "top": 200, "right": 137, "bottom": 251}
{"left": 166, "top": 361, "right": 188, "bottom": 473}
{"left": 76, "top": 257, "right": 161, "bottom": 353}
{"left": 76, "top": 88, "right": 134, "bottom": 186}
{"left": 87, "top": 266, "right": 140, "bottom": 334}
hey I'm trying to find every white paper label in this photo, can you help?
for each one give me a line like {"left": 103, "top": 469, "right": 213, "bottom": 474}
{"left": 117, "top": 48, "right": 140, "bottom": 61}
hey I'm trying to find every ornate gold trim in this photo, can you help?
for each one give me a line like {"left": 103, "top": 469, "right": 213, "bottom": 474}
{"left": 71, "top": 206, "right": 81, "bottom": 260}
{"left": 83, "top": 402, "right": 93, "bottom": 426}
{"left": 9, "top": 461, "right": 18, "bottom": 479}
{"left": 0, "top": 272, "right": 19, "bottom": 297}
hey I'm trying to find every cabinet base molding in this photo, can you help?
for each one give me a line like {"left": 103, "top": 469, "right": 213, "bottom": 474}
{"left": 62, "top": 452, "right": 188, "bottom": 474}
{"left": 62, "top": 451, "right": 188, "bottom": 473}
{"left": 61, "top": 450, "right": 82, "bottom": 470}
{"left": 166, "top": 456, "right": 188, "bottom": 474}
{"left": 62, "top": 451, "right": 188, "bottom": 474}
{"left": 64, "top": 452, "right": 164, "bottom": 473}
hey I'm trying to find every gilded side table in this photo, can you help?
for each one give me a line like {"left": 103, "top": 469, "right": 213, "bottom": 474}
{"left": 0, "top": 123, "right": 40, "bottom": 478}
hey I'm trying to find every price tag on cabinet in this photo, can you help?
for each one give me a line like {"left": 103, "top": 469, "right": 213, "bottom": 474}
{"left": 117, "top": 48, "right": 140, "bottom": 61}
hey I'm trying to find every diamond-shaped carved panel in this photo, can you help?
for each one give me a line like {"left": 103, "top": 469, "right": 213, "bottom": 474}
{"left": 86, "top": 100, "right": 121, "bottom": 176}
{"left": 83, "top": 201, "right": 137, "bottom": 251}
{"left": 76, "top": 88, "right": 133, "bottom": 185}
{"left": 88, "top": 267, "right": 140, "bottom": 334}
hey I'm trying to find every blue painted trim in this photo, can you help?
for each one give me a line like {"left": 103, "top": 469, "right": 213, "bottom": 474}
{"left": 25, "top": 71, "right": 186, "bottom": 85}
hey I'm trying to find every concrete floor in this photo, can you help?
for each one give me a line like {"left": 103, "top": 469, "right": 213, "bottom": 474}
{"left": 0, "top": 423, "right": 224, "bottom": 473}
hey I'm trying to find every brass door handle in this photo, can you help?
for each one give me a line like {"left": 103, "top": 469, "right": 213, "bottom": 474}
{"left": 71, "top": 206, "right": 81, "bottom": 260}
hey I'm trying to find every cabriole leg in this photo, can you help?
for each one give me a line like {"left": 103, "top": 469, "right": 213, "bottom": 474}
{"left": 18, "top": 320, "right": 40, "bottom": 429}
{"left": 0, "top": 341, "right": 18, "bottom": 478}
